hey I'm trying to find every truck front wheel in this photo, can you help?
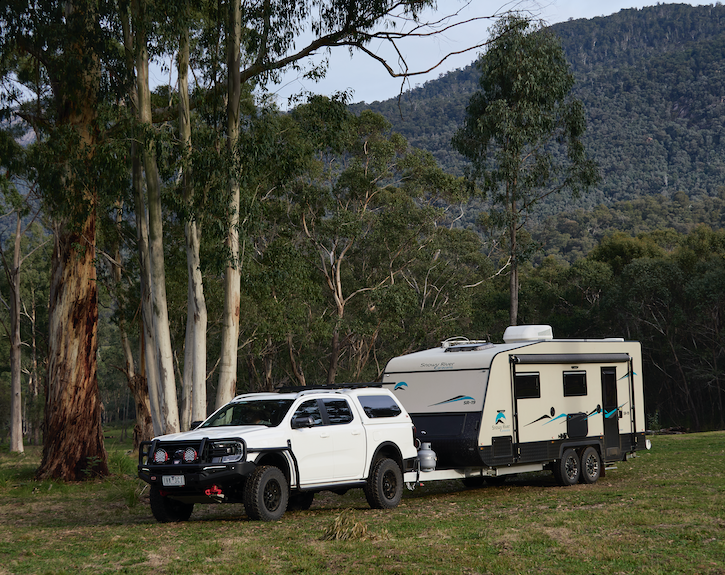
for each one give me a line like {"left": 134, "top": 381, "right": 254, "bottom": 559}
{"left": 244, "top": 465, "right": 289, "bottom": 521}
{"left": 149, "top": 486, "right": 194, "bottom": 522}
{"left": 365, "top": 458, "right": 403, "bottom": 510}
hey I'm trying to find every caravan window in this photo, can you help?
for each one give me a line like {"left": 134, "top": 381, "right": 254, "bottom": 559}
{"left": 514, "top": 373, "right": 540, "bottom": 399}
{"left": 563, "top": 371, "right": 587, "bottom": 396}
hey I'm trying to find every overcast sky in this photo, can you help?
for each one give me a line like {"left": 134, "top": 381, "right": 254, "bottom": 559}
{"left": 264, "top": 0, "right": 710, "bottom": 109}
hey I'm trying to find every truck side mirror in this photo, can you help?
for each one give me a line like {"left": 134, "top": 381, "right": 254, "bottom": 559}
{"left": 291, "top": 415, "right": 315, "bottom": 429}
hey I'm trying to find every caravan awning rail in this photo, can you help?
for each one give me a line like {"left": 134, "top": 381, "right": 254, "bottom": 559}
{"left": 509, "top": 353, "right": 631, "bottom": 364}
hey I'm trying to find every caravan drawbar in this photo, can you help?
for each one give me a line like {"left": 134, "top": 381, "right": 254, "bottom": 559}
{"left": 383, "top": 325, "right": 651, "bottom": 486}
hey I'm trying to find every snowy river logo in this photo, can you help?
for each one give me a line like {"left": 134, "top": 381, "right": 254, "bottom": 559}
{"left": 419, "top": 362, "right": 455, "bottom": 371}
{"left": 393, "top": 382, "right": 408, "bottom": 391}
{"left": 492, "top": 410, "right": 511, "bottom": 431}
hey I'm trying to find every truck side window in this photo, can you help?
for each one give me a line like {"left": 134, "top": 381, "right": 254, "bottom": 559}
{"left": 292, "top": 399, "right": 323, "bottom": 426}
{"left": 322, "top": 399, "right": 353, "bottom": 425}
{"left": 514, "top": 373, "right": 540, "bottom": 399}
{"left": 563, "top": 371, "right": 588, "bottom": 396}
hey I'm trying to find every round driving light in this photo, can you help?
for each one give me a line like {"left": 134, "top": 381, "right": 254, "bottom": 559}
{"left": 153, "top": 449, "right": 168, "bottom": 464}
{"left": 183, "top": 447, "right": 198, "bottom": 463}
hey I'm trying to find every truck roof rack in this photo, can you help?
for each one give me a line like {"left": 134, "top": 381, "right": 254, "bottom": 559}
{"left": 278, "top": 382, "right": 383, "bottom": 393}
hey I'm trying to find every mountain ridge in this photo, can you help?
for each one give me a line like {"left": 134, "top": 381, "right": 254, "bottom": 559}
{"left": 351, "top": 3, "right": 725, "bottom": 212}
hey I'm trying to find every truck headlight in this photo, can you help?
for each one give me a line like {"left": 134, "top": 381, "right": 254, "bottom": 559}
{"left": 211, "top": 441, "right": 245, "bottom": 464}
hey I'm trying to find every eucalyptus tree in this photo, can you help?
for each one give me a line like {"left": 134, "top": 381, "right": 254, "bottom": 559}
{"left": 0, "top": 0, "right": 130, "bottom": 478}
{"left": 452, "top": 15, "right": 599, "bottom": 326}
{"left": 0, "top": 189, "right": 49, "bottom": 455}
{"left": 280, "top": 98, "right": 468, "bottom": 385}
{"left": 211, "top": 0, "right": 523, "bottom": 406}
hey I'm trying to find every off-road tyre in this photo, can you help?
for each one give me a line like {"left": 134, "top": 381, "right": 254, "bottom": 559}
{"left": 149, "top": 486, "right": 194, "bottom": 522}
{"left": 364, "top": 458, "right": 403, "bottom": 510}
{"left": 580, "top": 446, "right": 601, "bottom": 484}
{"left": 244, "top": 465, "right": 288, "bottom": 521}
{"left": 553, "top": 448, "right": 581, "bottom": 486}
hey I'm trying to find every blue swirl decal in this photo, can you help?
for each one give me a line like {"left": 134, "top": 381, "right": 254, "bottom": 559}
{"left": 393, "top": 382, "right": 408, "bottom": 391}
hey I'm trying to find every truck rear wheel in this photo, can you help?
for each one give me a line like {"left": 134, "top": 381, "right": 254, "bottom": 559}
{"left": 244, "top": 465, "right": 289, "bottom": 521}
{"left": 580, "top": 446, "right": 601, "bottom": 484}
{"left": 365, "top": 458, "right": 403, "bottom": 510}
{"left": 149, "top": 486, "right": 194, "bottom": 522}
{"left": 554, "top": 448, "right": 580, "bottom": 486}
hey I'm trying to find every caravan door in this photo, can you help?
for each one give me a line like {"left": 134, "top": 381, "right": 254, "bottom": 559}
{"left": 601, "top": 367, "right": 621, "bottom": 459}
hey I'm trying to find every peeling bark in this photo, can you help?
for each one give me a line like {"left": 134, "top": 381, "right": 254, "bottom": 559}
{"left": 38, "top": 217, "right": 108, "bottom": 480}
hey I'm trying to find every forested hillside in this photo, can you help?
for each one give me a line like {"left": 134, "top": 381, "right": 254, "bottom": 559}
{"left": 353, "top": 3, "right": 725, "bottom": 211}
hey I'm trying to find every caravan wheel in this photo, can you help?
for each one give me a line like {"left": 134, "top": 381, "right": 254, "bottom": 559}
{"left": 554, "top": 448, "right": 580, "bottom": 486}
{"left": 580, "top": 447, "right": 601, "bottom": 484}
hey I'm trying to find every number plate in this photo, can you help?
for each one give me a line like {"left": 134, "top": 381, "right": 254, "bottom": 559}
{"left": 162, "top": 475, "right": 185, "bottom": 487}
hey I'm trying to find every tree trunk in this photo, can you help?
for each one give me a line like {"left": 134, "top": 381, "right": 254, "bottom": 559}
{"left": 27, "top": 287, "right": 41, "bottom": 445}
{"left": 216, "top": 0, "right": 242, "bottom": 409}
{"left": 179, "top": 25, "right": 208, "bottom": 427}
{"left": 327, "top": 327, "right": 340, "bottom": 386}
{"left": 9, "top": 212, "right": 23, "bottom": 453}
{"left": 287, "top": 333, "right": 306, "bottom": 387}
{"left": 135, "top": 0, "right": 179, "bottom": 434}
{"left": 38, "top": 216, "right": 108, "bottom": 480}
{"left": 509, "top": 187, "right": 518, "bottom": 327}
{"left": 113, "top": 198, "right": 154, "bottom": 446}
{"left": 122, "top": 5, "right": 164, "bottom": 436}
{"left": 129, "top": 373, "right": 153, "bottom": 449}
{"left": 37, "top": 0, "right": 108, "bottom": 481}
{"left": 133, "top": 141, "right": 163, "bottom": 436}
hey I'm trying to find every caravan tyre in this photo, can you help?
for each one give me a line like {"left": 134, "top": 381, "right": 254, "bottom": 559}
{"left": 580, "top": 447, "right": 601, "bottom": 484}
{"left": 554, "top": 448, "right": 580, "bottom": 486}
{"left": 365, "top": 458, "right": 403, "bottom": 510}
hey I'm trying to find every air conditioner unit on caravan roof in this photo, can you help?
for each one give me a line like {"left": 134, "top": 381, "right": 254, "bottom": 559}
{"left": 502, "top": 325, "right": 554, "bottom": 343}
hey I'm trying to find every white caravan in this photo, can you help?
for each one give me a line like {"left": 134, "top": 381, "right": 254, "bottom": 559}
{"left": 383, "top": 325, "right": 650, "bottom": 486}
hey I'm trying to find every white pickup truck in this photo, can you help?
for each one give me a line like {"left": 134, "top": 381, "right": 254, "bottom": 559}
{"left": 138, "top": 386, "right": 418, "bottom": 522}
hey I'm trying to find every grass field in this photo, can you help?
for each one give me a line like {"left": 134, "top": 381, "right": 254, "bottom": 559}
{"left": 0, "top": 431, "right": 723, "bottom": 575}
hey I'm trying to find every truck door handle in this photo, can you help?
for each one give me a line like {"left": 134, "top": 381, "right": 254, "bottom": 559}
{"left": 320, "top": 432, "right": 330, "bottom": 438}
{"left": 351, "top": 429, "right": 362, "bottom": 436}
